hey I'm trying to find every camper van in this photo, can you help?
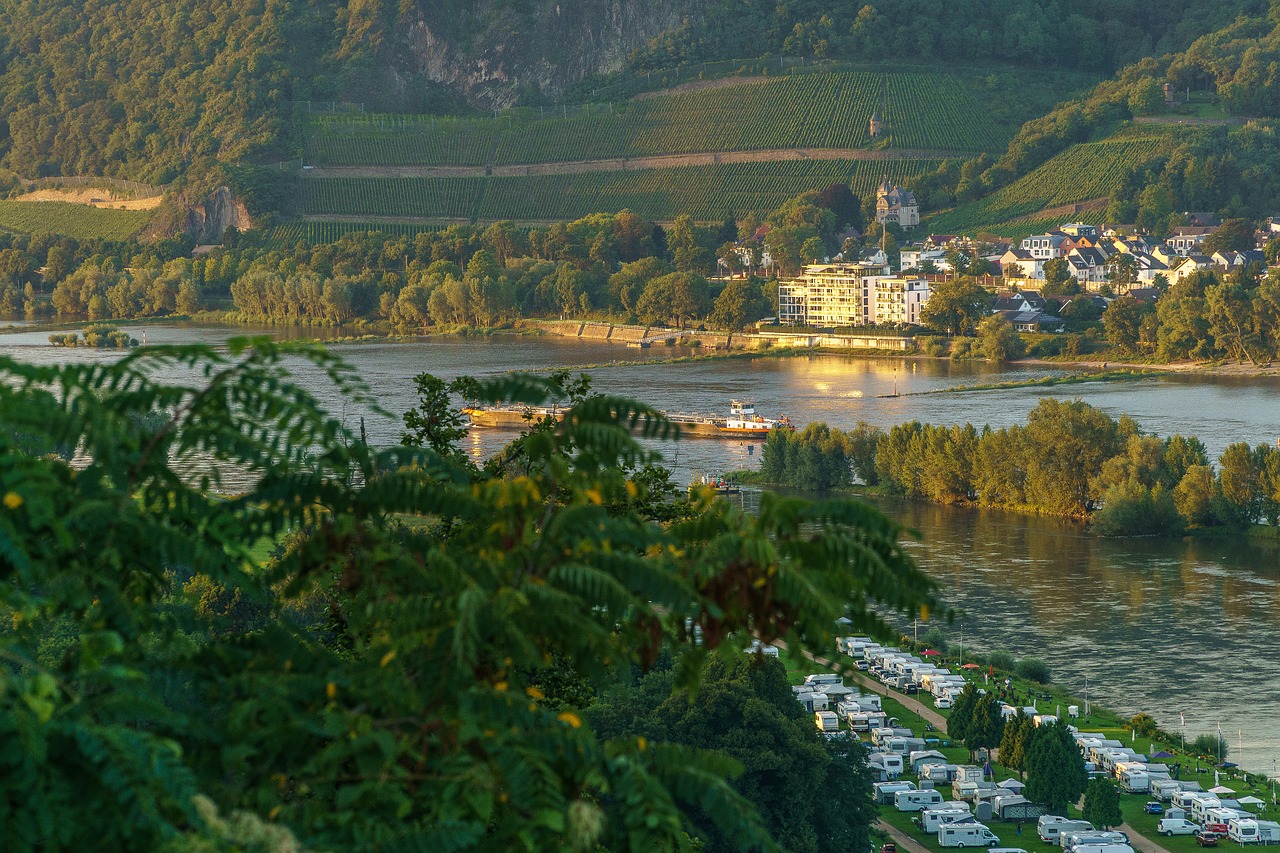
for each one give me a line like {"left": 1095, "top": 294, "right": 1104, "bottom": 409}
{"left": 939, "top": 823, "right": 999, "bottom": 848}
{"left": 919, "top": 805, "right": 973, "bottom": 832}
{"left": 896, "top": 790, "right": 945, "bottom": 812}
{"left": 1040, "top": 819, "right": 1093, "bottom": 843}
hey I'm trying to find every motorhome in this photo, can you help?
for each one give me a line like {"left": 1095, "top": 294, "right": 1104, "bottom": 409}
{"left": 1190, "top": 797, "right": 1223, "bottom": 824}
{"left": 1151, "top": 779, "right": 1184, "bottom": 801}
{"left": 1070, "top": 844, "right": 1133, "bottom": 853}
{"left": 815, "top": 711, "right": 839, "bottom": 732}
{"left": 896, "top": 789, "right": 945, "bottom": 812}
{"left": 873, "top": 781, "right": 917, "bottom": 805}
{"left": 1041, "top": 819, "right": 1093, "bottom": 843}
{"left": 938, "top": 823, "right": 999, "bottom": 848}
{"left": 920, "top": 806, "right": 973, "bottom": 833}
{"left": 1172, "top": 790, "right": 1210, "bottom": 810}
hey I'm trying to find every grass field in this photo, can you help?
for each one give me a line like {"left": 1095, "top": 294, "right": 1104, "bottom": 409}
{"left": 304, "top": 68, "right": 1078, "bottom": 168}
{"left": 0, "top": 200, "right": 153, "bottom": 241}
{"left": 922, "top": 132, "right": 1175, "bottom": 235}
{"left": 298, "top": 158, "right": 944, "bottom": 223}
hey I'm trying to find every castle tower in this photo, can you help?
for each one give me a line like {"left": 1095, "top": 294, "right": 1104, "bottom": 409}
{"left": 869, "top": 109, "right": 883, "bottom": 138}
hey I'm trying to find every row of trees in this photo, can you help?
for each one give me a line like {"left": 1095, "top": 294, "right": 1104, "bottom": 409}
{"left": 756, "top": 398, "right": 1280, "bottom": 534}
{"left": 1102, "top": 268, "right": 1280, "bottom": 364}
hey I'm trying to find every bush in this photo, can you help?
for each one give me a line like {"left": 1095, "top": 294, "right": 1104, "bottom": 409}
{"left": 1190, "top": 733, "right": 1229, "bottom": 760}
{"left": 1016, "top": 657, "right": 1051, "bottom": 684}
{"left": 919, "top": 627, "right": 948, "bottom": 653}
{"left": 987, "top": 650, "right": 1015, "bottom": 672}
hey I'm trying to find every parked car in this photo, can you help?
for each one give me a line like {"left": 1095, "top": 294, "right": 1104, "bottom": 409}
{"left": 1195, "top": 831, "right": 1223, "bottom": 847}
{"left": 1144, "top": 802, "right": 1164, "bottom": 815}
{"left": 881, "top": 843, "right": 898, "bottom": 853}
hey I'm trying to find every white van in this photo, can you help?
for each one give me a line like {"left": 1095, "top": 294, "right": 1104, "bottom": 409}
{"left": 896, "top": 789, "right": 944, "bottom": 812}
{"left": 1157, "top": 818, "right": 1197, "bottom": 836}
{"left": 939, "top": 823, "right": 999, "bottom": 848}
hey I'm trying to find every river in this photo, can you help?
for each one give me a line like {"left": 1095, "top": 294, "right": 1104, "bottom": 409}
{"left": 3, "top": 324, "right": 1279, "bottom": 775}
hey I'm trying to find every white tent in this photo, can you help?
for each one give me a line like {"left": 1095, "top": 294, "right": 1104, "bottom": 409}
{"left": 1239, "top": 795, "right": 1266, "bottom": 809}
{"left": 1209, "top": 785, "right": 1235, "bottom": 795}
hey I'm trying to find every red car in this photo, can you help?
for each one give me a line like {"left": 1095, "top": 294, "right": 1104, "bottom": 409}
{"left": 1195, "top": 831, "right": 1223, "bottom": 847}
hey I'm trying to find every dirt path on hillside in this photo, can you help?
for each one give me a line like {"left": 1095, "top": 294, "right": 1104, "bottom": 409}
{"left": 306, "top": 147, "right": 969, "bottom": 180}
{"left": 1133, "top": 116, "right": 1244, "bottom": 126}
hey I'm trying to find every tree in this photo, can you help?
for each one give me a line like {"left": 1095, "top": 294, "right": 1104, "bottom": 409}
{"left": 1042, "top": 258, "right": 1080, "bottom": 297}
{"left": 0, "top": 342, "right": 943, "bottom": 849}
{"left": 947, "top": 682, "right": 980, "bottom": 744}
{"left": 1102, "top": 295, "right": 1155, "bottom": 355}
{"left": 1201, "top": 219, "right": 1256, "bottom": 255}
{"left": 1104, "top": 253, "right": 1139, "bottom": 292}
{"left": 401, "top": 372, "right": 472, "bottom": 462}
{"left": 921, "top": 277, "right": 991, "bottom": 336}
{"left": 1000, "top": 711, "right": 1034, "bottom": 777}
{"left": 1024, "top": 721, "right": 1088, "bottom": 815}
{"left": 966, "top": 692, "right": 1006, "bottom": 759}
{"left": 592, "top": 653, "right": 876, "bottom": 853}
{"left": 1082, "top": 778, "right": 1123, "bottom": 829}
{"left": 978, "top": 314, "right": 1024, "bottom": 362}
{"left": 1015, "top": 657, "right": 1052, "bottom": 684}
{"left": 710, "top": 277, "right": 770, "bottom": 331}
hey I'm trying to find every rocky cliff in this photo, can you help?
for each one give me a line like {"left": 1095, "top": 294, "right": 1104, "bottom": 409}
{"left": 389, "top": 0, "right": 707, "bottom": 108}
{"left": 184, "top": 187, "right": 252, "bottom": 245}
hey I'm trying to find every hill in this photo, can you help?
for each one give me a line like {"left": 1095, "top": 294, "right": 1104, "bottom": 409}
{"left": 296, "top": 158, "right": 944, "bottom": 223}
{"left": 304, "top": 67, "right": 1094, "bottom": 168}
{"left": 922, "top": 128, "right": 1184, "bottom": 235}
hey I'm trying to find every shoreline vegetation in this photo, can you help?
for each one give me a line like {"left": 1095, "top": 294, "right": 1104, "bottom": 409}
{"left": 6, "top": 312, "right": 1280, "bottom": 380}
{"left": 729, "top": 399, "right": 1280, "bottom": 537}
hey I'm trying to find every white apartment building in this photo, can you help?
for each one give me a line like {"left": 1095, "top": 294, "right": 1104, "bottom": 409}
{"left": 778, "top": 263, "right": 928, "bottom": 327}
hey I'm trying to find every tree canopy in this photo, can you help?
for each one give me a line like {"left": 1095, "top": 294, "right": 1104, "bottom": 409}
{"left": 0, "top": 340, "right": 941, "bottom": 849}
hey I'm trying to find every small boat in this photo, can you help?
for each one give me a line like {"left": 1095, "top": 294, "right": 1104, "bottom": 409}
{"left": 690, "top": 471, "right": 741, "bottom": 496}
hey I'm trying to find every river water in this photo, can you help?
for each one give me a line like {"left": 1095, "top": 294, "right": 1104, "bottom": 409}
{"left": 3, "top": 325, "right": 1279, "bottom": 775}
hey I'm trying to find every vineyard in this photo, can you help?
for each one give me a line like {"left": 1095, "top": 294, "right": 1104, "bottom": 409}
{"left": 0, "top": 201, "right": 153, "bottom": 241}
{"left": 304, "top": 69, "right": 1048, "bottom": 168}
{"left": 297, "top": 158, "right": 943, "bottom": 223}
{"left": 922, "top": 135, "right": 1172, "bottom": 234}
{"left": 265, "top": 221, "right": 446, "bottom": 248}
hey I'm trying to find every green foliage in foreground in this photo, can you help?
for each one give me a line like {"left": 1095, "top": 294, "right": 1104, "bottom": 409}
{"left": 0, "top": 341, "right": 939, "bottom": 849}
{"left": 0, "top": 201, "right": 154, "bottom": 242}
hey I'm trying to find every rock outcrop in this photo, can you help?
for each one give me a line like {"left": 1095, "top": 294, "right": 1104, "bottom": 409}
{"left": 184, "top": 186, "right": 251, "bottom": 244}
{"left": 394, "top": 0, "right": 707, "bottom": 108}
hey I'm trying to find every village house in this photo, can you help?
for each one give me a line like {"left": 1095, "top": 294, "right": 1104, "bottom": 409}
{"left": 991, "top": 291, "right": 1064, "bottom": 332}
{"left": 1166, "top": 226, "right": 1213, "bottom": 256}
{"left": 875, "top": 178, "right": 920, "bottom": 228}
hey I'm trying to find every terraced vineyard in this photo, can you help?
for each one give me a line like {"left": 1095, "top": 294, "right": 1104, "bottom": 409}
{"left": 266, "top": 220, "right": 446, "bottom": 248}
{"left": 298, "top": 158, "right": 943, "bottom": 223}
{"left": 297, "top": 177, "right": 486, "bottom": 220}
{"left": 0, "top": 201, "right": 153, "bottom": 241}
{"left": 305, "top": 70, "right": 1036, "bottom": 169}
{"left": 923, "top": 134, "right": 1172, "bottom": 235}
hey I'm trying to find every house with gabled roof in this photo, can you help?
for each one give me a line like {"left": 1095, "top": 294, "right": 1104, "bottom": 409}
{"left": 876, "top": 178, "right": 919, "bottom": 228}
